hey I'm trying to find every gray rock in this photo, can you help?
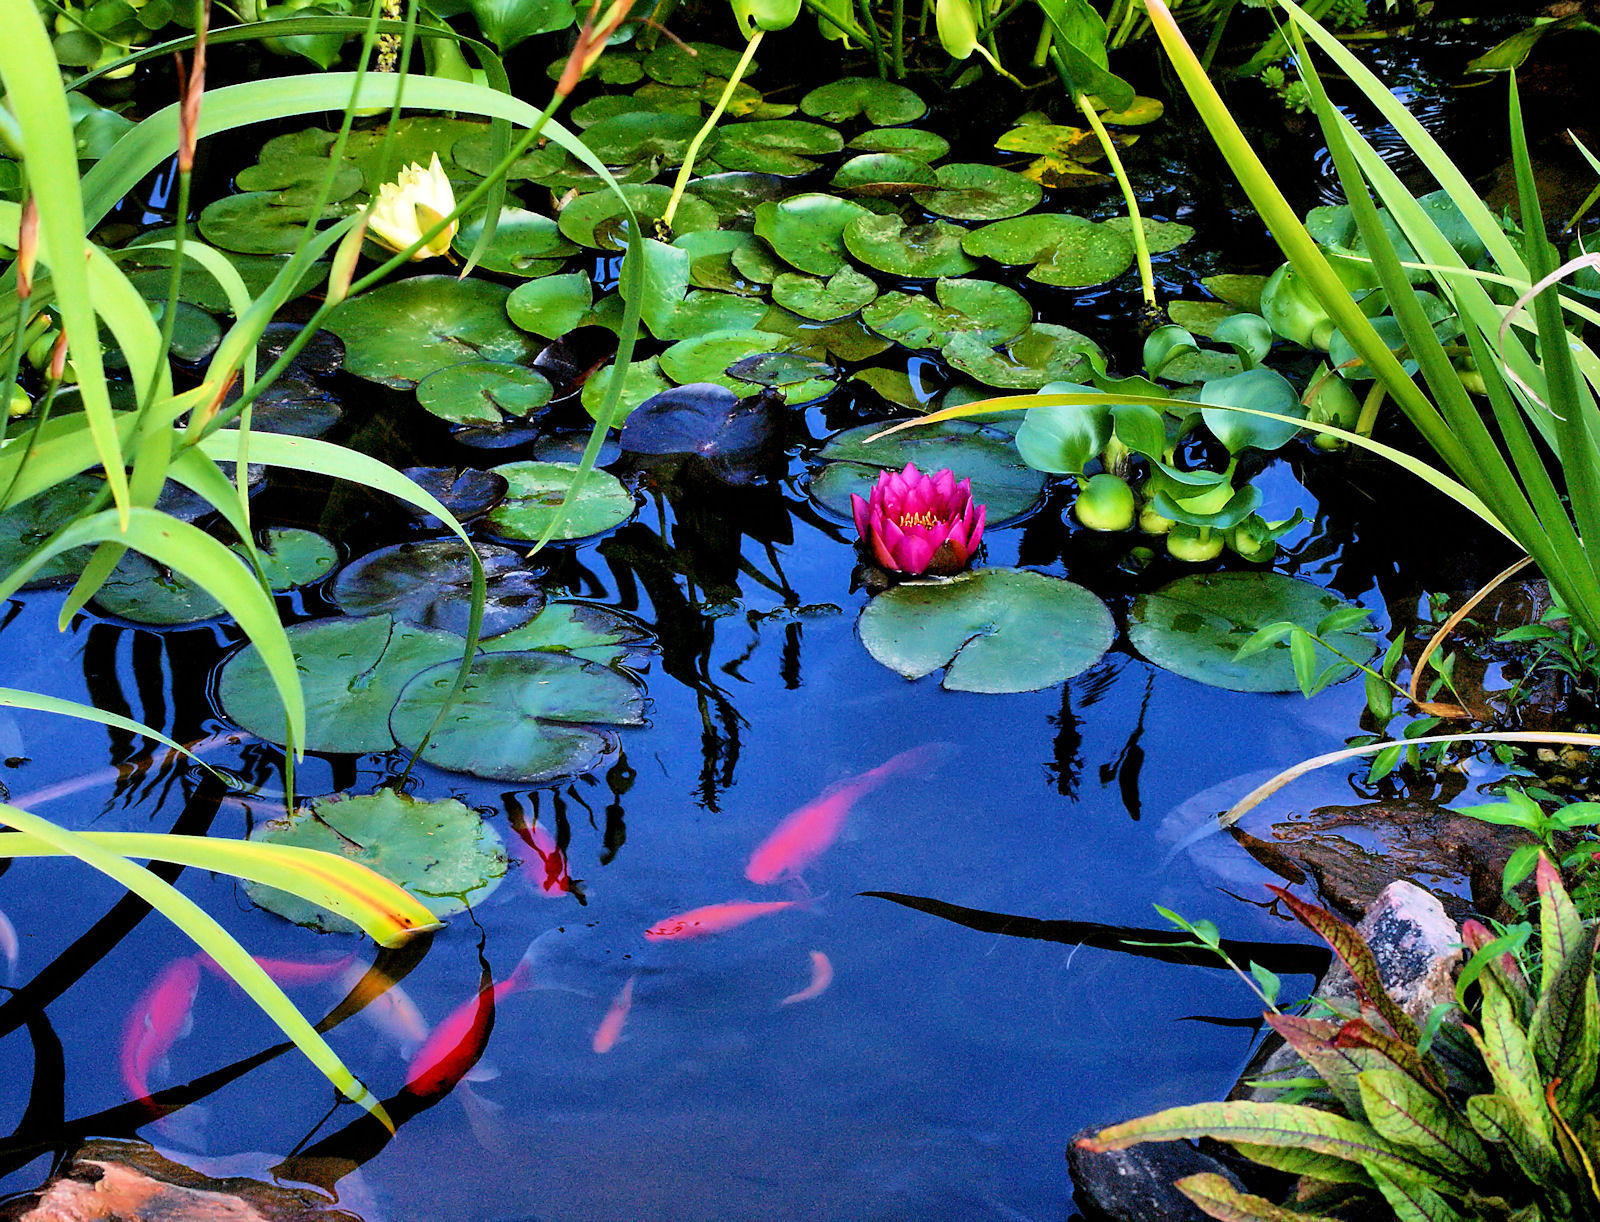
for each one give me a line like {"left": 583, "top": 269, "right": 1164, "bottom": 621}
{"left": 1066, "top": 1127, "right": 1244, "bottom": 1222}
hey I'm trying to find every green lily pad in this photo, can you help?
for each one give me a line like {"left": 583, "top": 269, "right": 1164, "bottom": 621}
{"left": 684, "top": 172, "right": 789, "bottom": 226}
{"left": 217, "top": 614, "right": 466, "bottom": 753}
{"left": 862, "top": 278, "right": 1031, "bottom": 350}
{"left": 0, "top": 480, "right": 103, "bottom": 591}
{"left": 730, "top": 238, "right": 786, "bottom": 284}
{"left": 962, "top": 213, "right": 1092, "bottom": 265}
{"left": 234, "top": 153, "right": 364, "bottom": 206}
{"left": 832, "top": 153, "right": 938, "bottom": 196}
{"left": 1096, "top": 95, "right": 1164, "bottom": 124}
{"left": 582, "top": 356, "right": 672, "bottom": 424}
{"left": 452, "top": 129, "right": 572, "bottom": 182}
{"left": 944, "top": 323, "right": 1102, "bottom": 389}
{"left": 247, "top": 791, "right": 506, "bottom": 932}
{"left": 1105, "top": 216, "right": 1194, "bottom": 254}
{"left": 1026, "top": 223, "right": 1137, "bottom": 288}
{"left": 843, "top": 214, "right": 978, "bottom": 278}
{"left": 801, "top": 77, "right": 926, "bottom": 125}
{"left": 144, "top": 301, "right": 220, "bottom": 365}
{"left": 583, "top": 110, "right": 704, "bottom": 167}
{"left": 550, "top": 51, "right": 643, "bottom": 87}
{"left": 653, "top": 290, "right": 770, "bottom": 341}
{"left": 810, "top": 418, "right": 1044, "bottom": 526}
{"left": 913, "top": 163, "right": 1042, "bottom": 221}
{"left": 451, "top": 208, "right": 577, "bottom": 277}
{"left": 644, "top": 40, "right": 748, "bottom": 86}
{"left": 656, "top": 328, "right": 830, "bottom": 402}
{"left": 326, "top": 276, "right": 537, "bottom": 389}
{"left": 482, "top": 599, "right": 653, "bottom": 665}
{"left": 339, "top": 118, "right": 478, "bottom": 192}
{"left": 332, "top": 539, "right": 546, "bottom": 636}
{"left": 713, "top": 120, "right": 843, "bottom": 175}
{"left": 847, "top": 127, "right": 950, "bottom": 161}
{"left": 197, "top": 192, "right": 353, "bottom": 255}
{"left": 1202, "top": 274, "right": 1269, "bottom": 313}
{"left": 485, "top": 461, "right": 635, "bottom": 542}
{"left": 754, "top": 193, "right": 873, "bottom": 277}
{"left": 557, "top": 184, "right": 718, "bottom": 250}
{"left": 771, "top": 266, "right": 879, "bottom": 321}
{"left": 757, "top": 307, "right": 893, "bottom": 362}
{"left": 507, "top": 272, "right": 594, "bottom": 339}
{"left": 390, "top": 651, "right": 646, "bottom": 782}
{"left": 1128, "top": 572, "right": 1379, "bottom": 693}
{"left": 1167, "top": 300, "right": 1241, "bottom": 339}
{"left": 675, "top": 230, "right": 758, "bottom": 292}
{"left": 119, "top": 245, "right": 327, "bottom": 312}
{"left": 414, "top": 361, "right": 553, "bottom": 427}
{"left": 858, "top": 568, "right": 1113, "bottom": 693}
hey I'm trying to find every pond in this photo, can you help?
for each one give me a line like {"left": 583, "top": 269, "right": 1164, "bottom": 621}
{"left": 0, "top": 7, "right": 1556, "bottom": 1222}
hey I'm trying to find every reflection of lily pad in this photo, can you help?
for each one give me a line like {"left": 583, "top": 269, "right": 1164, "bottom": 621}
{"left": 390, "top": 651, "right": 646, "bottom": 783}
{"left": 858, "top": 568, "right": 1113, "bottom": 693}
{"left": 863, "top": 278, "right": 1031, "bottom": 350}
{"left": 557, "top": 184, "right": 717, "bottom": 249}
{"left": 217, "top": 615, "right": 466, "bottom": 753}
{"left": 810, "top": 419, "right": 1044, "bottom": 526}
{"left": 485, "top": 461, "right": 635, "bottom": 542}
{"left": 620, "top": 383, "right": 780, "bottom": 471}
{"left": 913, "top": 163, "right": 1042, "bottom": 221}
{"left": 415, "top": 361, "right": 553, "bottom": 427}
{"left": 327, "top": 276, "right": 536, "bottom": 388}
{"left": 332, "top": 539, "right": 545, "bottom": 636}
{"left": 754, "top": 193, "right": 872, "bottom": 277}
{"left": 247, "top": 791, "right": 506, "bottom": 932}
{"left": 843, "top": 214, "right": 978, "bottom": 278}
{"left": 451, "top": 208, "right": 577, "bottom": 277}
{"left": 1128, "top": 572, "right": 1379, "bottom": 692}
{"left": 801, "top": 77, "right": 926, "bottom": 125}
{"left": 713, "top": 120, "right": 843, "bottom": 175}
{"left": 771, "top": 266, "right": 879, "bottom": 321}
{"left": 944, "top": 324, "right": 1101, "bottom": 389}
{"left": 398, "top": 467, "right": 508, "bottom": 525}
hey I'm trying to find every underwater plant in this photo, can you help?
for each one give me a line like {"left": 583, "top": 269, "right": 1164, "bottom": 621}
{"left": 852, "top": 462, "right": 985, "bottom": 576}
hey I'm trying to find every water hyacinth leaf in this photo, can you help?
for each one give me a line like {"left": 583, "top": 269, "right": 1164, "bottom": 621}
{"left": 333, "top": 540, "right": 546, "bottom": 636}
{"left": 197, "top": 192, "right": 353, "bottom": 255}
{"left": 326, "top": 276, "right": 537, "bottom": 389}
{"left": 801, "top": 77, "right": 926, "bottom": 125}
{"left": 398, "top": 467, "right": 509, "bottom": 525}
{"left": 863, "top": 278, "right": 1031, "bottom": 350}
{"left": 962, "top": 213, "right": 1091, "bottom": 265}
{"left": 581, "top": 357, "right": 672, "bottom": 425}
{"left": 652, "top": 291, "right": 771, "bottom": 341}
{"left": 450, "top": 208, "right": 577, "bottom": 277}
{"left": 1128, "top": 573, "right": 1379, "bottom": 692}
{"left": 754, "top": 193, "right": 873, "bottom": 276}
{"left": 844, "top": 214, "right": 978, "bottom": 278}
{"left": 712, "top": 120, "right": 844, "bottom": 176}
{"left": 1015, "top": 395, "right": 1111, "bottom": 475}
{"left": 858, "top": 568, "right": 1113, "bottom": 693}
{"left": 414, "top": 361, "right": 553, "bottom": 427}
{"left": 390, "top": 651, "right": 646, "bottom": 782}
{"left": 944, "top": 323, "right": 1101, "bottom": 389}
{"left": 832, "top": 154, "right": 938, "bottom": 195}
{"left": 1200, "top": 368, "right": 1306, "bottom": 454}
{"left": 811, "top": 419, "right": 1044, "bottom": 526}
{"left": 558, "top": 184, "right": 718, "bottom": 249}
{"left": 482, "top": 599, "right": 653, "bottom": 665}
{"left": 486, "top": 461, "right": 635, "bottom": 542}
{"left": 247, "top": 791, "right": 507, "bottom": 933}
{"left": 1027, "top": 223, "right": 1137, "bottom": 287}
{"left": 507, "top": 272, "right": 593, "bottom": 340}
{"left": 218, "top": 615, "right": 466, "bottom": 753}
{"left": 582, "top": 111, "right": 703, "bottom": 167}
{"left": 848, "top": 127, "right": 950, "bottom": 161}
{"left": 913, "top": 163, "right": 1043, "bottom": 221}
{"left": 772, "top": 266, "right": 880, "bottom": 321}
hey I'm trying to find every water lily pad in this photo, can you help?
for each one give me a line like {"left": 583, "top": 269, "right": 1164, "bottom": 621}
{"left": 1128, "top": 572, "right": 1379, "bottom": 692}
{"left": 452, "top": 128, "right": 572, "bottom": 182}
{"left": 847, "top": 127, "right": 949, "bottom": 161}
{"left": 810, "top": 418, "right": 1044, "bottom": 526}
{"left": 684, "top": 172, "right": 789, "bottom": 226}
{"left": 801, "top": 77, "right": 926, "bottom": 125}
{"left": 756, "top": 308, "right": 893, "bottom": 361}
{"left": 644, "top": 40, "right": 747, "bottom": 86}
{"left": 247, "top": 791, "right": 506, "bottom": 932}
{"left": 581, "top": 110, "right": 703, "bottom": 168}
{"left": 652, "top": 290, "right": 770, "bottom": 341}
{"left": 832, "top": 153, "right": 938, "bottom": 196}
{"left": 844, "top": 214, "right": 977, "bottom": 278}
{"left": 332, "top": 539, "right": 545, "bottom": 636}
{"left": 862, "top": 278, "right": 1030, "bottom": 350}
{"left": 858, "top": 568, "right": 1113, "bottom": 693}
{"left": 0, "top": 476, "right": 102, "bottom": 588}
{"left": 338, "top": 117, "right": 477, "bottom": 191}
{"left": 1167, "top": 300, "right": 1240, "bottom": 338}
{"left": 1105, "top": 216, "right": 1193, "bottom": 254}
{"left": 507, "top": 272, "right": 593, "bottom": 340}
{"left": 620, "top": 382, "right": 781, "bottom": 470}
{"left": 483, "top": 599, "right": 653, "bottom": 664}
{"left": 235, "top": 133, "right": 365, "bottom": 205}
{"left": 658, "top": 327, "right": 794, "bottom": 385}
{"left": 327, "top": 276, "right": 536, "bottom": 389}
{"left": 398, "top": 467, "right": 508, "bottom": 525}
{"left": 557, "top": 184, "right": 718, "bottom": 249}
{"left": 1202, "top": 274, "right": 1268, "bottom": 313}
{"left": 913, "top": 163, "right": 1042, "bottom": 221}
{"left": 770, "top": 266, "right": 879, "bottom": 321}
{"left": 218, "top": 615, "right": 466, "bottom": 753}
{"left": 390, "top": 651, "right": 646, "bottom": 782}
{"left": 414, "top": 361, "right": 553, "bottom": 427}
{"left": 754, "top": 193, "right": 873, "bottom": 277}
{"left": 485, "top": 461, "right": 635, "bottom": 542}
{"left": 197, "top": 192, "right": 353, "bottom": 255}
{"left": 730, "top": 239, "right": 786, "bottom": 284}
{"left": 1096, "top": 95, "right": 1164, "bottom": 124}
{"left": 1026, "top": 223, "right": 1137, "bottom": 287}
{"left": 452, "top": 208, "right": 577, "bottom": 277}
{"left": 674, "top": 230, "right": 758, "bottom": 293}
{"left": 962, "top": 213, "right": 1091, "bottom": 265}
{"left": 582, "top": 356, "right": 672, "bottom": 424}
{"left": 713, "top": 120, "right": 843, "bottom": 175}
{"left": 944, "top": 323, "right": 1101, "bottom": 389}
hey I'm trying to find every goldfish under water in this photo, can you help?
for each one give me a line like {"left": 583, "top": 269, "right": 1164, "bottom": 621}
{"left": 120, "top": 956, "right": 202, "bottom": 1106}
{"left": 644, "top": 900, "right": 800, "bottom": 940}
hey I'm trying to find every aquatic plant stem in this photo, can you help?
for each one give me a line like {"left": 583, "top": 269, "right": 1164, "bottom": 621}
{"left": 891, "top": 0, "right": 904, "bottom": 78}
{"left": 661, "top": 28, "right": 761, "bottom": 233}
{"left": 1074, "top": 90, "right": 1156, "bottom": 309}
{"left": 1355, "top": 381, "right": 1385, "bottom": 436}
{"left": 858, "top": 0, "right": 887, "bottom": 77}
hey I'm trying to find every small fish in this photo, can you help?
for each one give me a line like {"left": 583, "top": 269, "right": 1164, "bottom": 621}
{"left": 645, "top": 900, "right": 800, "bottom": 940}
{"left": 0, "top": 908, "right": 17, "bottom": 984}
{"left": 779, "top": 951, "right": 834, "bottom": 1007}
{"left": 198, "top": 953, "right": 354, "bottom": 987}
{"left": 120, "top": 955, "right": 202, "bottom": 1105}
{"left": 339, "top": 963, "right": 430, "bottom": 1055}
{"left": 510, "top": 819, "right": 574, "bottom": 898}
{"left": 745, "top": 745, "right": 943, "bottom": 885}
{"left": 591, "top": 976, "right": 635, "bottom": 1054}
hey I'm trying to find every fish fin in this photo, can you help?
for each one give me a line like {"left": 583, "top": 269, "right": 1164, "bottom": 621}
{"left": 462, "top": 1060, "right": 500, "bottom": 1084}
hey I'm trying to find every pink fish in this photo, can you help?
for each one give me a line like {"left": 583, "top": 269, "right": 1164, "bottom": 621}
{"left": 745, "top": 745, "right": 943, "bottom": 884}
{"left": 779, "top": 951, "right": 834, "bottom": 1007}
{"left": 198, "top": 953, "right": 353, "bottom": 987}
{"left": 591, "top": 975, "right": 635, "bottom": 1054}
{"left": 510, "top": 819, "right": 573, "bottom": 898}
{"left": 645, "top": 900, "right": 800, "bottom": 940}
{"left": 120, "top": 956, "right": 202, "bottom": 1106}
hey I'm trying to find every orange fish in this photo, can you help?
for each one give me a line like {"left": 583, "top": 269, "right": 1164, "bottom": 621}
{"left": 591, "top": 975, "right": 635, "bottom": 1054}
{"left": 120, "top": 956, "right": 202, "bottom": 1106}
{"left": 745, "top": 745, "right": 942, "bottom": 884}
{"left": 198, "top": 953, "right": 353, "bottom": 987}
{"left": 645, "top": 900, "right": 799, "bottom": 940}
{"left": 511, "top": 819, "right": 574, "bottom": 898}
{"left": 779, "top": 951, "right": 834, "bottom": 1006}
{"left": 339, "top": 963, "right": 430, "bottom": 1055}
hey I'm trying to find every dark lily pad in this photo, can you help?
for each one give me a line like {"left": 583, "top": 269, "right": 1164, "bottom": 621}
{"left": 230, "top": 374, "right": 344, "bottom": 439}
{"left": 771, "top": 266, "right": 879, "bottom": 321}
{"left": 843, "top": 214, "right": 978, "bottom": 278}
{"left": 197, "top": 192, "right": 353, "bottom": 255}
{"left": 944, "top": 323, "right": 1102, "bottom": 389}
{"left": 809, "top": 418, "right": 1044, "bottom": 526}
{"left": 485, "top": 461, "right": 635, "bottom": 542}
{"left": 399, "top": 467, "right": 509, "bottom": 525}
{"left": 1128, "top": 572, "right": 1379, "bottom": 692}
{"left": 832, "top": 153, "right": 938, "bottom": 196}
{"left": 620, "top": 382, "right": 782, "bottom": 471}
{"left": 756, "top": 307, "right": 893, "bottom": 362}
{"left": 913, "top": 163, "right": 1043, "bottom": 221}
{"left": 217, "top": 614, "right": 467, "bottom": 753}
{"left": 684, "top": 172, "right": 789, "bottom": 226}
{"left": 333, "top": 539, "right": 545, "bottom": 636}
{"left": 482, "top": 599, "right": 654, "bottom": 665}
{"left": 557, "top": 184, "right": 718, "bottom": 249}
{"left": 390, "top": 651, "right": 646, "bottom": 783}
{"left": 326, "top": 276, "right": 537, "bottom": 389}
{"left": 451, "top": 208, "right": 577, "bottom": 277}
{"left": 582, "top": 110, "right": 704, "bottom": 167}
{"left": 858, "top": 568, "right": 1113, "bottom": 693}
{"left": 414, "top": 361, "right": 553, "bottom": 427}
{"left": 713, "top": 120, "right": 844, "bottom": 175}
{"left": 754, "top": 193, "right": 873, "bottom": 277}
{"left": 862, "top": 278, "right": 1031, "bottom": 350}
{"left": 847, "top": 127, "right": 950, "bottom": 161}
{"left": 0, "top": 476, "right": 103, "bottom": 588}
{"left": 254, "top": 321, "right": 344, "bottom": 377}
{"left": 247, "top": 791, "right": 507, "bottom": 932}
{"left": 581, "top": 356, "right": 673, "bottom": 424}
{"left": 801, "top": 77, "right": 926, "bottom": 125}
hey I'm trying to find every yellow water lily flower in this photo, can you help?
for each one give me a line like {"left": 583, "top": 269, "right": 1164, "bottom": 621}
{"left": 368, "top": 153, "right": 457, "bottom": 260}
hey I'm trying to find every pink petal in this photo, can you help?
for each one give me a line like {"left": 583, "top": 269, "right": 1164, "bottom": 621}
{"left": 851, "top": 493, "right": 871, "bottom": 540}
{"left": 895, "top": 533, "right": 935, "bottom": 574}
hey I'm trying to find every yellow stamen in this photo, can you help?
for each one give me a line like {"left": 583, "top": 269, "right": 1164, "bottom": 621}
{"left": 897, "top": 510, "right": 943, "bottom": 529}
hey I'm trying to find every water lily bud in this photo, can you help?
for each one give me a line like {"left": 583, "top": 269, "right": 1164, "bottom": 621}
{"left": 1073, "top": 473, "right": 1136, "bottom": 532}
{"left": 47, "top": 330, "right": 70, "bottom": 383}
{"left": 1166, "top": 522, "right": 1223, "bottom": 563}
{"left": 851, "top": 461, "right": 985, "bottom": 577}
{"left": 368, "top": 153, "right": 457, "bottom": 260}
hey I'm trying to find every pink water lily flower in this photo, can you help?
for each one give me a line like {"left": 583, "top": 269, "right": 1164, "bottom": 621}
{"left": 851, "top": 462, "right": 985, "bottom": 576}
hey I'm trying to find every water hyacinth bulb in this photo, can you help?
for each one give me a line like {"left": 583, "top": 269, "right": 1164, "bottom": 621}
{"left": 851, "top": 462, "right": 985, "bottom": 576}
{"left": 368, "top": 154, "right": 457, "bottom": 260}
